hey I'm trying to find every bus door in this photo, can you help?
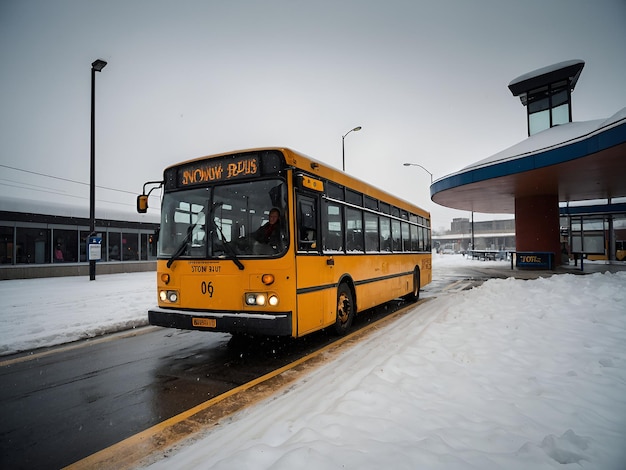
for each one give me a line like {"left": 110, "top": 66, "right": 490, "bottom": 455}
{"left": 295, "top": 194, "right": 335, "bottom": 335}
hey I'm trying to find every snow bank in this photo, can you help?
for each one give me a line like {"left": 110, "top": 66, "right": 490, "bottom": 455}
{"left": 0, "top": 272, "right": 154, "bottom": 355}
{"left": 146, "top": 270, "right": 626, "bottom": 469}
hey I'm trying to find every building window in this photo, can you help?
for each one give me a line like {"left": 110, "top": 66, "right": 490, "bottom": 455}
{"left": 0, "top": 226, "right": 14, "bottom": 264}
{"left": 526, "top": 81, "right": 571, "bottom": 135}
{"left": 529, "top": 108, "right": 550, "bottom": 136}
{"left": 551, "top": 89, "right": 570, "bottom": 126}
{"left": 53, "top": 229, "right": 79, "bottom": 263}
{"left": 141, "top": 232, "right": 158, "bottom": 260}
{"left": 122, "top": 232, "right": 139, "bottom": 260}
{"left": 109, "top": 232, "right": 122, "bottom": 261}
{"left": 16, "top": 227, "right": 51, "bottom": 264}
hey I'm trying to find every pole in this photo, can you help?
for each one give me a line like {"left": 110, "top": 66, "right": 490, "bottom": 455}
{"left": 341, "top": 126, "right": 362, "bottom": 171}
{"left": 89, "top": 65, "right": 96, "bottom": 280}
{"left": 89, "top": 59, "right": 107, "bottom": 280}
{"left": 471, "top": 210, "right": 475, "bottom": 251}
{"left": 342, "top": 135, "right": 345, "bottom": 171}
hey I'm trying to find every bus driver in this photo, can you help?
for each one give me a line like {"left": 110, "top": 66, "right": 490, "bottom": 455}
{"left": 254, "top": 208, "right": 282, "bottom": 251}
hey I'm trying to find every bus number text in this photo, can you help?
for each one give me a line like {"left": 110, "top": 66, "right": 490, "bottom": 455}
{"left": 201, "top": 281, "right": 214, "bottom": 297}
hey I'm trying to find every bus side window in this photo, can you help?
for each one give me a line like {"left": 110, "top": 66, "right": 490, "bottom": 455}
{"left": 297, "top": 196, "right": 318, "bottom": 251}
{"left": 345, "top": 207, "right": 364, "bottom": 252}
{"left": 324, "top": 202, "right": 343, "bottom": 252}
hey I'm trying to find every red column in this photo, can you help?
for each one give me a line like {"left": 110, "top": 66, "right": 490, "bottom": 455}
{"left": 515, "top": 194, "right": 562, "bottom": 265}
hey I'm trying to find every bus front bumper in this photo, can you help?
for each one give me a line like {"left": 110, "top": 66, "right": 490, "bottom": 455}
{"left": 148, "top": 307, "right": 293, "bottom": 336}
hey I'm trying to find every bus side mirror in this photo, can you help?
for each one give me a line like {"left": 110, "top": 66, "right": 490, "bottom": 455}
{"left": 137, "top": 195, "right": 148, "bottom": 213}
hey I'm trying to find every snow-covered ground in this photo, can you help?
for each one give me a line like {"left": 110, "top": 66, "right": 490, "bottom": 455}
{"left": 1, "top": 256, "right": 625, "bottom": 469}
{"left": 0, "top": 271, "right": 154, "bottom": 356}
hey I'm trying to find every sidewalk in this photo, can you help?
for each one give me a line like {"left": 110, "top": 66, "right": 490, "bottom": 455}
{"left": 448, "top": 256, "right": 626, "bottom": 281}
{"left": 433, "top": 254, "right": 626, "bottom": 279}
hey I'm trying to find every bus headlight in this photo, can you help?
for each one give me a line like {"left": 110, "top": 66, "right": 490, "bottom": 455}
{"left": 245, "top": 293, "right": 278, "bottom": 306}
{"left": 159, "top": 290, "right": 179, "bottom": 303}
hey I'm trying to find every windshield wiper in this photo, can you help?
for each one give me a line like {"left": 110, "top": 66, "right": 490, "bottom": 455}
{"left": 167, "top": 215, "right": 205, "bottom": 268}
{"left": 211, "top": 217, "right": 245, "bottom": 271}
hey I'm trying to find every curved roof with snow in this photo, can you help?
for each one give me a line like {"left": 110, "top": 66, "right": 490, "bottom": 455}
{"left": 430, "top": 107, "right": 626, "bottom": 214}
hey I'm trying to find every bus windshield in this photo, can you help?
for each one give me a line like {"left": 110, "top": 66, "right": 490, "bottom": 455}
{"left": 159, "top": 179, "right": 288, "bottom": 259}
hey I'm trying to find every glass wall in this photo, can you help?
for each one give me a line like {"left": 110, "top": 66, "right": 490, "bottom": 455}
{"left": 570, "top": 216, "right": 606, "bottom": 254}
{"left": 0, "top": 224, "right": 157, "bottom": 265}
{"left": 566, "top": 214, "right": 626, "bottom": 261}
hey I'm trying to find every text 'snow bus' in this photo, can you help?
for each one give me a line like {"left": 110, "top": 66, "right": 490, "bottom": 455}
{"left": 137, "top": 148, "right": 432, "bottom": 338}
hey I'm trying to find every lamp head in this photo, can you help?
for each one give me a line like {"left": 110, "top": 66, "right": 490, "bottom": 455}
{"left": 92, "top": 59, "right": 107, "bottom": 72}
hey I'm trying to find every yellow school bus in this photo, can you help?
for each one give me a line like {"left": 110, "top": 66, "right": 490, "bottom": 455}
{"left": 137, "top": 148, "right": 431, "bottom": 338}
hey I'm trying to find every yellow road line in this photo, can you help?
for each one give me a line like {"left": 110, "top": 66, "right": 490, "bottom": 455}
{"left": 64, "top": 299, "right": 429, "bottom": 469}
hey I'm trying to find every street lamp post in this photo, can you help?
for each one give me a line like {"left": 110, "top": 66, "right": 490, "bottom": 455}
{"left": 89, "top": 59, "right": 107, "bottom": 281}
{"left": 402, "top": 162, "right": 433, "bottom": 183}
{"left": 342, "top": 126, "right": 362, "bottom": 171}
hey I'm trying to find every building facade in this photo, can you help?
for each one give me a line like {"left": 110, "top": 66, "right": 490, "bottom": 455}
{"left": 0, "top": 196, "right": 159, "bottom": 279}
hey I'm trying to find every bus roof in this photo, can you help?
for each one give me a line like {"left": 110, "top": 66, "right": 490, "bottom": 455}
{"left": 166, "top": 147, "right": 431, "bottom": 219}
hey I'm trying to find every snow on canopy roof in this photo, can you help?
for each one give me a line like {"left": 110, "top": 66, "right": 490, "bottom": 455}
{"left": 508, "top": 59, "right": 585, "bottom": 96}
{"left": 461, "top": 106, "right": 626, "bottom": 172}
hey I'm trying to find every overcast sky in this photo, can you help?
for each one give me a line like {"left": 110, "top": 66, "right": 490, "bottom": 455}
{"left": 1, "top": 0, "right": 625, "bottom": 231}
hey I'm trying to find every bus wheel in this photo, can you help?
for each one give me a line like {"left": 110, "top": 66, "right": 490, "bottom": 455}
{"left": 333, "top": 283, "right": 354, "bottom": 336}
{"left": 402, "top": 267, "right": 420, "bottom": 302}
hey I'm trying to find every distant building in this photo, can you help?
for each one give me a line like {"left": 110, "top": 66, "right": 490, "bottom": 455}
{"left": 0, "top": 195, "right": 159, "bottom": 280}
{"left": 433, "top": 218, "right": 516, "bottom": 254}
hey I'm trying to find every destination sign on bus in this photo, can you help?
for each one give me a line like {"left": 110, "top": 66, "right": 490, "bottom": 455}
{"left": 178, "top": 154, "right": 260, "bottom": 187}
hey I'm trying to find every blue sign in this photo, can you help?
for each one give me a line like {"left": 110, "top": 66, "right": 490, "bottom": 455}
{"left": 88, "top": 237, "right": 102, "bottom": 261}
{"left": 516, "top": 252, "right": 553, "bottom": 269}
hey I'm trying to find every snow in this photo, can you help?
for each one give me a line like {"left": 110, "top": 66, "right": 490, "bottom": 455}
{"left": 449, "top": 106, "right": 626, "bottom": 174}
{"left": 1, "top": 256, "right": 625, "bottom": 469}
{"left": 0, "top": 272, "right": 154, "bottom": 355}
{"left": 0, "top": 193, "right": 161, "bottom": 224}
{"left": 508, "top": 59, "right": 585, "bottom": 89}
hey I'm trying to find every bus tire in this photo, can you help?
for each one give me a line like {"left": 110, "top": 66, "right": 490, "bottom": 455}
{"left": 333, "top": 283, "right": 354, "bottom": 336}
{"left": 402, "top": 267, "right": 420, "bottom": 301}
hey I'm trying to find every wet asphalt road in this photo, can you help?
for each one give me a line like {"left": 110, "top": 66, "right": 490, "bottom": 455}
{"left": 0, "top": 261, "right": 505, "bottom": 470}
{"left": 0, "top": 300, "right": 413, "bottom": 469}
